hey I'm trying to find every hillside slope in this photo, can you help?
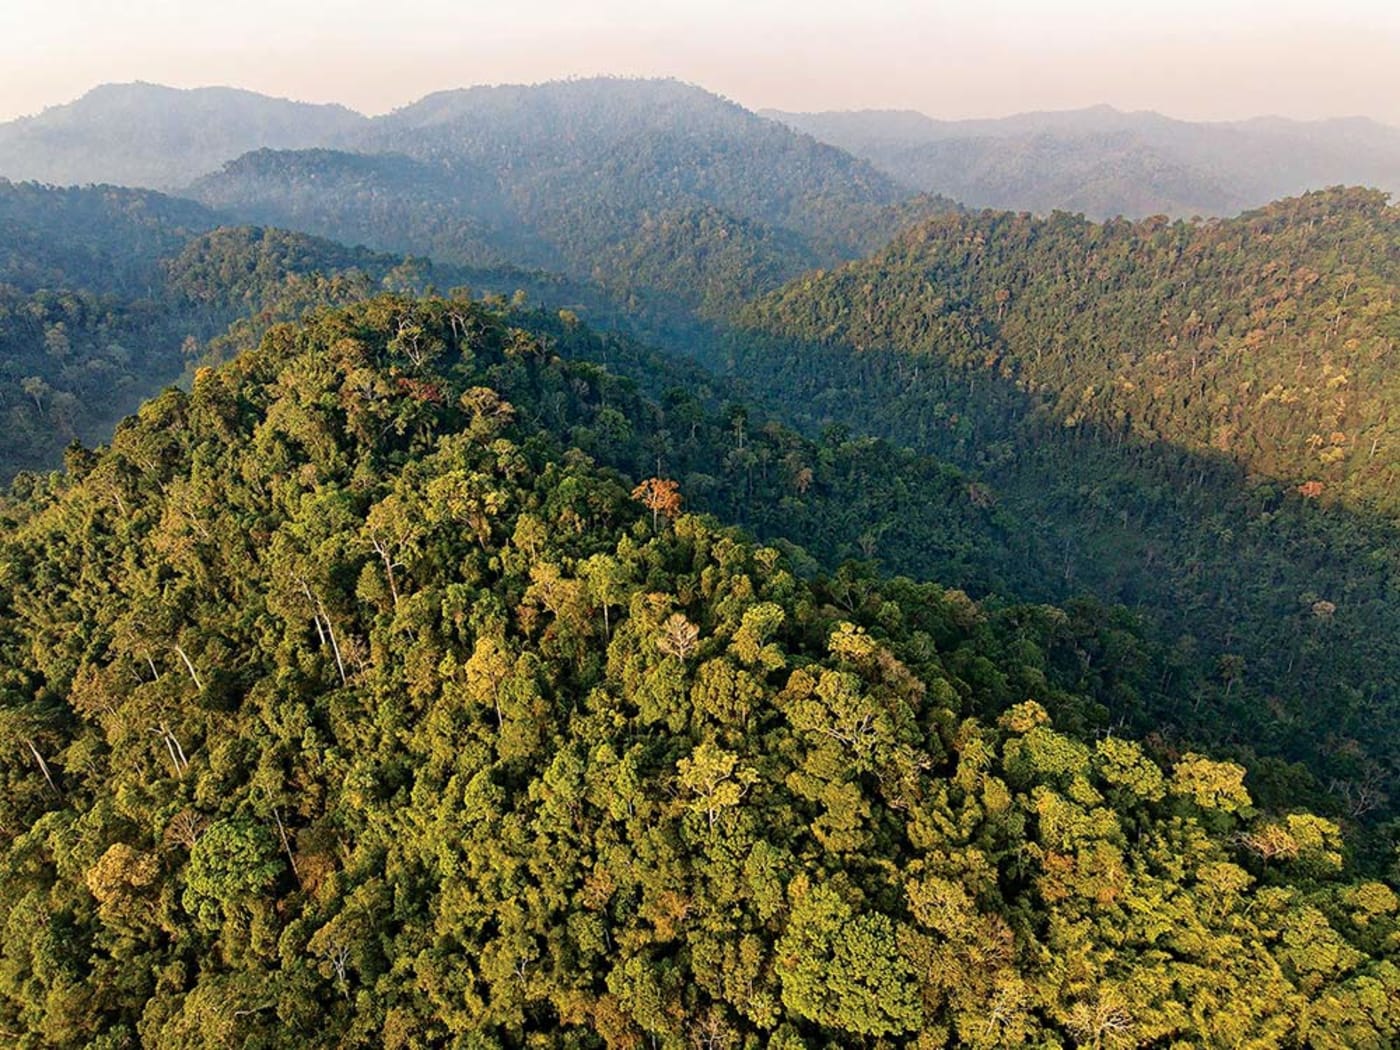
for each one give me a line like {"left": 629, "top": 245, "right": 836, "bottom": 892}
{"left": 186, "top": 148, "right": 556, "bottom": 271}
{"left": 2, "top": 297, "right": 1397, "bottom": 1047}
{"left": 0, "top": 183, "right": 612, "bottom": 479}
{"left": 710, "top": 188, "right": 1400, "bottom": 814}
{"left": 746, "top": 188, "right": 1400, "bottom": 513}
{"left": 0, "top": 178, "right": 220, "bottom": 294}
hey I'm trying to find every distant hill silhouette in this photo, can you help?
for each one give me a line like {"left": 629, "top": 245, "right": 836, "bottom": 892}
{"left": 0, "top": 83, "right": 366, "bottom": 189}
{"left": 766, "top": 105, "right": 1400, "bottom": 218}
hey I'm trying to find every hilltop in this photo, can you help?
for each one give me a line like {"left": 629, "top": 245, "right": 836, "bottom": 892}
{"left": 2, "top": 296, "right": 1397, "bottom": 1046}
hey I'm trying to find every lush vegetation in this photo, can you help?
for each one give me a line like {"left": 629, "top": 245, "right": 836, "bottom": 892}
{"left": 0, "top": 183, "right": 624, "bottom": 480}
{"left": 3, "top": 298, "right": 1399, "bottom": 1047}
{"left": 0, "top": 179, "right": 217, "bottom": 295}
{"left": 685, "top": 189, "right": 1400, "bottom": 824}
{"left": 745, "top": 189, "right": 1400, "bottom": 514}
{"left": 5, "top": 81, "right": 1400, "bottom": 1047}
{"left": 0, "top": 182, "right": 221, "bottom": 476}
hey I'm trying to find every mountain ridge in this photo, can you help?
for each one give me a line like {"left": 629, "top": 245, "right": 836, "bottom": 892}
{"left": 177, "top": 78, "right": 955, "bottom": 340}
{"left": 764, "top": 104, "right": 1400, "bottom": 141}
{"left": 767, "top": 105, "right": 1400, "bottom": 218}
{"left": 0, "top": 82, "right": 369, "bottom": 190}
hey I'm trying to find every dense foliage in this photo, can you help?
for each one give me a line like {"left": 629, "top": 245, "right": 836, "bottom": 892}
{"left": 0, "top": 179, "right": 218, "bottom": 295}
{"left": 3, "top": 298, "right": 1399, "bottom": 1047}
{"left": 0, "top": 184, "right": 622, "bottom": 480}
{"left": 747, "top": 189, "right": 1400, "bottom": 513}
{"left": 6, "top": 81, "right": 1400, "bottom": 1046}
{"left": 692, "top": 189, "right": 1400, "bottom": 821}
{"left": 0, "top": 183, "right": 221, "bottom": 476}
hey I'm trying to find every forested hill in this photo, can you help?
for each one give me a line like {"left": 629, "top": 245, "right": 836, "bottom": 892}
{"left": 0, "top": 83, "right": 367, "bottom": 191}
{"left": 697, "top": 186, "right": 1400, "bottom": 827}
{"left": 0, "top": 182, "right": 616, "bottom": 480}
{"left": 0, "top": 182, "right": 229, "bottom": 477}
{"left": 185, "top": 148, "right": 557, "bottom": 272}
{"left": 746, "top": 187, "right": 1400, "bottom": 515}
{"left": 357, "top": 77, "right": 907, "bottom": 252}
{"left": 0, "top": 179, "right": 220, "bottom": 295}
{"left": 4, "top": 296, "right": 1400, "bottom": 1046}
{"left": 185, "top": 79, "right": 956, "bottom": 323}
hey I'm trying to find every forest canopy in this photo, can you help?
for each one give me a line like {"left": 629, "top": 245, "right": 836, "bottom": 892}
{"left": 1, "top": 297, "right": 1399, "bottom": 1047}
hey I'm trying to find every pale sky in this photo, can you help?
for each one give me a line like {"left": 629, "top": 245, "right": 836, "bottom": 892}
{"left": 2, "top": 0, "right": 1398, "bottom": 125}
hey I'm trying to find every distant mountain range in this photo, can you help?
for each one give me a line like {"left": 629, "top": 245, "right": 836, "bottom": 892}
{"left": 0, "top": 79, "right": 958, "bottom": 338}
{"left": 5, "top": 82, "right": 1400, "bottom": 225}
{"left": 181, "top": 80, "right": 952, "bottom": 329}
{"left": 764, "top": 105, "right": 1400, "bottom": 218}
{"left": 0, "top": 83, "right": 366, "bottom": 190}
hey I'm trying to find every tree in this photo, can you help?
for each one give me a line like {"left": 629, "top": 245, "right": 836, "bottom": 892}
{"left": 182, "top": 819, "right": 284, "bottom": 929}
{"left": 774, "top": 878, "right": 922, "bottom": 1036}
{"left": 677, "top": 741, "right": 755, "bottom": 829}
{"left": 580, "top": 553, "right": 633, "bottom": 640}
{"left": 0, "top": 700, "right": 63, "bottom": 795}
{"left": 363, "top": 493, "right": 423, "bottom": 610}
{"left": 20, "top": 376, "right": 50, "bottom": 414}
{"left": 656, "top": 612, "right": 700, "bottom": 660}
{"left": 632, "top": 477, "right": 683, "bottom": 529}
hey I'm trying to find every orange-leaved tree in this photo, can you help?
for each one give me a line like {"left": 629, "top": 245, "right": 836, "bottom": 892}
{"left": 632, "top": 477, "right": 683, "bottom": 529}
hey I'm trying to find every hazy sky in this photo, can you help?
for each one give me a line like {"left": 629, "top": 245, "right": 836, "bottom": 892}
{"left": 2, "top": 0, "right": 1398, "bottom": 124}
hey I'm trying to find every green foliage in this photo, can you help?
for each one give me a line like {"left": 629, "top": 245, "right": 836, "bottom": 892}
{"left": 775, "top": 878, "right": 922, "bottom": 1035}
{"left": 188, "top": 148, "right": 546, "bottom": 271}
{"left": 0, "top": 297, "right": 1395, "bottom": 1046}
{"left": 726, "top": 187, "right": 1400, "bottom": 821}
{"left": 0, "top": 184, "right": 616, "bottom": 481}
{"left": 746, "top": 188, "right": 1400, "bottom": 513}
{"left": 182, "top": 819, "right": 283, "bottom": 927}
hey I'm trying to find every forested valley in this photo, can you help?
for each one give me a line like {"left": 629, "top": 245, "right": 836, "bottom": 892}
{"left": 0, "top": 179, "right": 623, "bottom": 478}
{"left": 1, "top": 76, "right": 1399, "bottom": 1048}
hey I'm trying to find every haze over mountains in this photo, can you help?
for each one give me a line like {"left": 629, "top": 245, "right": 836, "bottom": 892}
{"left": 0, "top": 83, "right": 367, "bottom": 190}
{"left": 180, "top": 80, "right": 951, "bottom": 331}
{"left": 768, "top": 105, "right": 1400, "bottom": 219}
{"left": 0, "top": 79, "right": 969, "bottom": 363}
{"left": 7, "top": 80, "right": 1400, "bottom": 227}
